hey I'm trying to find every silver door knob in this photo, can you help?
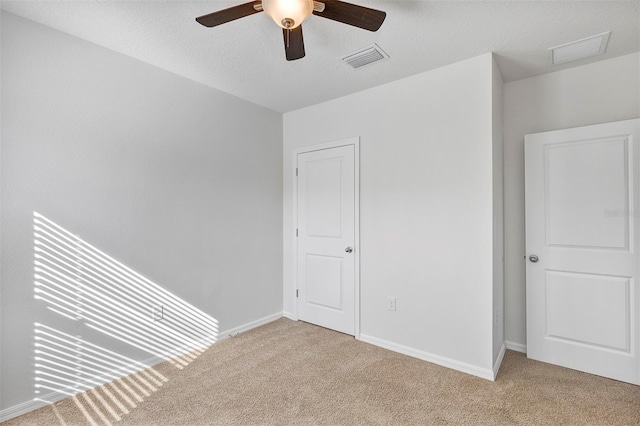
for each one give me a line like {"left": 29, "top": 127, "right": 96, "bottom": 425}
{"left": 345, "top": 246, "right": 353, "bottom": 253}
{"left": 529, "top": 255, "right": 539, "bottom": 263}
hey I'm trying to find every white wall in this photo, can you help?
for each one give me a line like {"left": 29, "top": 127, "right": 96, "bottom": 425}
{"left": 1, "top": 12, "right": 283, "bottom": 411}
{"left": 503, "top": 52, "right": 640, "bottom": 348}
{"left": 492, "top": 57, "right": 505, "bottom": 365}
{"left": 284, "top": 53, "right": 501, "bottom": 376}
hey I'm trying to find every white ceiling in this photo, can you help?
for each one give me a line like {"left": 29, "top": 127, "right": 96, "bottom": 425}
{"left": 2, "top": 1, "right": 638, "bottom": 112}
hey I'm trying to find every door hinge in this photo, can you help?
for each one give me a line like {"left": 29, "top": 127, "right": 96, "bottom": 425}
{"left": 295, "top": 168, "right": 298, "bottom": 176}
{"left": 296, "top": 228, "right": 298, "bottom": 237}
{"left": 296, "top": 289, "right": 299, "bottom": 297}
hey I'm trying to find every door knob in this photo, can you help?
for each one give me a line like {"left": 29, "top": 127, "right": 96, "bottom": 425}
{"left": 529, "top": 255, "right": 539, "bottom": 263}
{"left": 345, "top": 246, "right": 353, "bottom": 253}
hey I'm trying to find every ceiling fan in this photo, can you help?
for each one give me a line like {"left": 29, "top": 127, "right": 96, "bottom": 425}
{"left": 196, "top": 0, "right": 386, "bottom": 61}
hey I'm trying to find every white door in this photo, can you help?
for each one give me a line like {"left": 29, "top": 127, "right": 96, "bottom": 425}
{"left": 296, "top": 144, "right": 356, "bottom": 335}
{"left": 525, "top": 118, "right": 640, "bottom": 385}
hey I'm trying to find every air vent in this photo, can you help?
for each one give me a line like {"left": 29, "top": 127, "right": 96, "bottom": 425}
{"left": 341, "top": 44, "right": 389, "bottom": 69}
{"left": 549, "top": 32, "right": 611, "bottom": 65}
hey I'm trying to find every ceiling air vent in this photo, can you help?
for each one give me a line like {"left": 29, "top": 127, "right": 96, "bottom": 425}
{"left": 549, "top": 32, "right": 611, "bottom": 65}
{"left": 341, "top": 44, "right": 389, "bottom": 69}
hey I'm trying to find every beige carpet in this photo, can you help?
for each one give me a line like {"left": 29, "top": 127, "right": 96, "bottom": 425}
{"left": 5, "top": 318, "right": 640, "bottom": 425}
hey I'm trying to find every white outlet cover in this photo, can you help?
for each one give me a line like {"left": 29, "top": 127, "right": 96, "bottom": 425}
{"left": 153, "top": 306, "right": 164, "bottom": 321}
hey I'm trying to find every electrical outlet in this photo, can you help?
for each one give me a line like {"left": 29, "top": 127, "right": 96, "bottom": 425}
{"left": 153, "top": 305, "right": 164, "bottom": 322}
{"left": 388, "top": 297, "right": 396, "bottom": 311}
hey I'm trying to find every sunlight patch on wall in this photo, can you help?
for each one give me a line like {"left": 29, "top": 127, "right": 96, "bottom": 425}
{"left": 34, "top": 323, "right": 167, "bottom": 421}
{"left": 32, "top": 212, "right": 219, "bottom": 423}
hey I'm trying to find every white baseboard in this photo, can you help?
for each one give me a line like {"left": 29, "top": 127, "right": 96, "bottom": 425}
{"left": 0, "top": 351, "right": 167, "bottom": 423}
{"left": 359, "top": 334, "right": 495, "bottom": 381}
{"left": 0, "top": 398, "right": 55, "bottom": 424}
{"left": 217, "top": 312, "right": 282, "bottom": 340}
{"left": 505, "top": 340, "right": 527, "bottom": 353}
{"left": 0, "top": 312, "right": 284, "bottom": 423}
{"left": 493, "top": 342, "right": 506, "bottom": 379}
{"left": 282, "top": 311, "right": 297, "bottom": 321}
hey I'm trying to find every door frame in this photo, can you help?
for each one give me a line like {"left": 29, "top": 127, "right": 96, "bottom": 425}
{"left": 292, "top": 137, "right": 361, "bottom": 339}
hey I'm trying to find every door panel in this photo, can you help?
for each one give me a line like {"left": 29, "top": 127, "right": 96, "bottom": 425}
{"left": 297, "top": 145, "right": 355, "bottom": 335}
{"left": 305, "top": 158, "right": 343, "bottom": 237}
{"left": 525, "top": 118, "right": 640, "bottom": 385}
{"left": 545, "top": 271, "right": 630, "bottom": 351}
{"left": 545, "top": 137, "right": 629, "bottom": 249}
{"left": 306, "top": 254, "right": 343, "bottom": 310}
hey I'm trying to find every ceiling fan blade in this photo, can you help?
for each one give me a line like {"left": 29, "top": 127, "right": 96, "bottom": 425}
{"left": 313, "top": 0, "right": 386, "bottom": 32}
{"left": 196, "top": 1, "right": 262, "bottom": 28}
{"left": 283, "top": 26, "right": 305, "bottom": 61}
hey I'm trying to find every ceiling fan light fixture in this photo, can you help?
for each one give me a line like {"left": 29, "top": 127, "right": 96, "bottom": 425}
{"left": 195, "top": 0, "right": 387, "bottom": 61}
{"left": 262, "top": 0, "right": 314, "bottom": 29}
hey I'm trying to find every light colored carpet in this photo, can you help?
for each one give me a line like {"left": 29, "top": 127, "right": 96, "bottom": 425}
{"left": 5, "top": 318, "right": 640, "bottom": 425}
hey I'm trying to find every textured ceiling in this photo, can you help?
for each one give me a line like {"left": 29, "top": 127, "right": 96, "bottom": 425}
{"left": 2, "top": 1, "right": 639, "bottom": 112}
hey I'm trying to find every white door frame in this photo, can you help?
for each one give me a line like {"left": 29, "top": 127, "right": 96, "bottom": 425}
{"left": 292, "top": 137, "right": 360, "bottom": 339}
